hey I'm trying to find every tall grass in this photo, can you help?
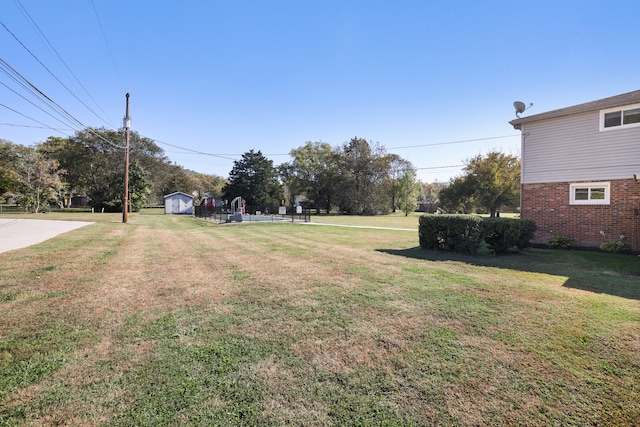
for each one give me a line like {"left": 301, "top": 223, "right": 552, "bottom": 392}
{"left": 0, "top": 212, "right": 638, "bottom": 425}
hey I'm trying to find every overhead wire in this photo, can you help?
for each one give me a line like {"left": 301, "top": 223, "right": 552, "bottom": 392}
{"left": 2, "top": 2, "right": 124, "bottom": 149}
{"left": 90, "top": 0, "right": 123, "bottom": 89}
{"left": 0, "top": 20, "right": 113, "bottom": 128}
{"left": 13, "top": 0, "right": 114, "bottom": 126}
{"left": 0, "top": 122, "right": 73, "bottom": 132}
{"left": 386, "top": 134, "right": 519, "bottom": 150}
{"left": 0, "top": 102, "right": 72, "bottom": 136}
{"left": 0, "top": 61, "right": 82, "bottom": 131}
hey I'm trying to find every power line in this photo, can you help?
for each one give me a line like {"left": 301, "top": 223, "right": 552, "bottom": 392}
{"left": 0, "top": 102, "right": 72, "bottom": 136}
{"left": 12, "top": 0, "right": 114, "bottom": 127}
{"left": 386, "top": 134, "right": 519, "bottom": 150}
{"left": 150, "top": 138, "right": 239, "bottom": 161}
{"left": 0, "top": 56, "right": 85, "bottom": 130}
{"left": 90, "top": 0, "right": 123, "bottom": 89}
{"left": 0, "top": 20, "right": 112, "bottom": 127}
{"left": 0, "top": 122, "right": 73, "bottom": 132}
{"left": 415, "top": 164, "right": 464, "bottom": 170}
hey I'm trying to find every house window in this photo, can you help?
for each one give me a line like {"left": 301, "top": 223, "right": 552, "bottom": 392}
{"left": 600, "top": 103, "right": 640, "bottom": 131}
{"left": 570, "top": 182, "right": 610, "bottom": 205}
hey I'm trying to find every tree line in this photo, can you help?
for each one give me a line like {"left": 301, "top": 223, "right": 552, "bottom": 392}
{"left": 1, "top": 128, "right": 224, "bottom": 213}
{"left": 1, "top": 128, "right": 520, "bottom": 216}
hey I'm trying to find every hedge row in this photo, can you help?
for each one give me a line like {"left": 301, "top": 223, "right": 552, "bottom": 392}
{"left": 418, "top": 215, "right": 537, "bottom": 255}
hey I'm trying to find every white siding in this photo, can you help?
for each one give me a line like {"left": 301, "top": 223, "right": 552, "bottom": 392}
{"left": 163, "top": 193, "right": 193, "bottom": 214}
{"left": 522, "top": 110, "right": 640, "bottom": 184}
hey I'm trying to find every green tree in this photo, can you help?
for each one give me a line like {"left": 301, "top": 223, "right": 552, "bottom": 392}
{"left": 439, "top": 152, "right": 520, "bottom": 217}
{"left": 336, "top": 138, "right": 390, "bottom": 215}
{"left": 396, "top": 166, "right": 420, "bottom": 216}
{"left": 387, "top": 154, "right": 414, "bottom": 213}
{"left": 13, "top": 145, "right": 65, "bottom": 213}
{"left": 223, "top": 150, "right": 282, "bottom": 209}
{"left": 438, "top": 176, "right": 474, "bottom": 214}
{"left": 0, "top": 140, "right": 21, "bottom": 197}
{"left": 128, "top": 160, "right": 152, "bottom": 212}
{"left": 464, "top": 151, "right": 520, "bottom": 217}
{"left": 160, "top": 164, "right": 197, "bottom": 196}
{"left": 192, "top": 172, "right": 226, "bottom": 204}
{"left": 43, "top": 128, "right": 169, "bottom": 211}
{"left": 418, "top": 181, "right": 446, "bottom": 213}
{"left": 280, "top": 141, "right": 339, "bottom": 213}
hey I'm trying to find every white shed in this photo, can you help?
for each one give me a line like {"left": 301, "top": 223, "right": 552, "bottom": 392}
{"left": 163, "top": 192, "right": 194, "bottom": 215}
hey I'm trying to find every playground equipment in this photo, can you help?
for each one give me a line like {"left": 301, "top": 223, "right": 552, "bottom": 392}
{"left": 228, "top": 196, "right": 244, "bottom": 222}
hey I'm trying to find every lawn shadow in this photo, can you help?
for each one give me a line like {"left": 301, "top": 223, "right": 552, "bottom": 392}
{"left": 377, "top": 247, "right": 640, "bottom": 301}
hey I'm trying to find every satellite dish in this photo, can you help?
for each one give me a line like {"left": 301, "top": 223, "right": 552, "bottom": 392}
{"left": 514, "top": 101, "right": 526, "bottom": 117}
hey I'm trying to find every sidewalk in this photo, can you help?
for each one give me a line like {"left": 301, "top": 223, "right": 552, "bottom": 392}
{"left": 0, "top": 218, "right": 93, "bottom": 254}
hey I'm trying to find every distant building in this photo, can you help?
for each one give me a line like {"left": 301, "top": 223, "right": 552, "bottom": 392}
{"left": 164, "top": 192, "right": 194, "bottom": 215}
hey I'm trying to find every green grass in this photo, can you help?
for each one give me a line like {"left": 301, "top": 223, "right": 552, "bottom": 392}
{"left": 0, "top": 212, "right": 639, "bottom": 425}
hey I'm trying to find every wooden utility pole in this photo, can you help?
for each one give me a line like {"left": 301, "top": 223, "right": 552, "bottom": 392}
{"left": 123, "top": 93, "right": 131, "bottom": 223}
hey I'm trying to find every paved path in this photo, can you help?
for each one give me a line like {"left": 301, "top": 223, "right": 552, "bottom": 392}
{"left": 0, "top": 218, "right": 93, "bottom": 254}
{"left": 301, "top": 222, "right": 415, "bottom": 231}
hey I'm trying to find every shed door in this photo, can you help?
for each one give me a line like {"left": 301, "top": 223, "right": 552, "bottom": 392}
{"left": 173, "top": 197, "right": 181, "bottom": 213}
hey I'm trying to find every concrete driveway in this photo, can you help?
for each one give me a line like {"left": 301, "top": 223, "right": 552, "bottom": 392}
{"left": 0, "top": 218, "right": 93, "bottom": 254}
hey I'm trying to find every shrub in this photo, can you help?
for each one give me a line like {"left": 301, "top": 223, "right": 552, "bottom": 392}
{"left": 548, "top": 235, "right": 571, "bottom": 249}
{"left": 483, "top": 218, "right": 537, "bottom": 254}
{"left": 600, "top": 241, "right": 629, "bottom": 253}
{"left": 419, "top": 215, "right": 484, "bottom": 254}
{"left": 418, "top": 215, "right": 536, "bottom": 254}
{"left": 419, "top": 215, "right": 537, "bottom": 255}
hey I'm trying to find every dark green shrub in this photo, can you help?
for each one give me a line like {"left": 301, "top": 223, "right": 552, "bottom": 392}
{"left": 548, "top": 235, "right": 571, "bottom": 249}
{"left": 419, "top": 215, "right": 484, "bottom": 254}
{"left": 482, "top": 218, "right": 537, "bottom": 254}
{"left": 419, "top": 215, "right": 537, "bottom": 255}
{"left": 600, "top": 241, "right": 628, "bottom": 253}
{"left": 516, "top": 219, "right": 537, "bottom": 250}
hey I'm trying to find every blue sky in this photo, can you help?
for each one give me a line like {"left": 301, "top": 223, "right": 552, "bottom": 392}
{"left": 1, "top": 0, "right": 638, "bottom": 182}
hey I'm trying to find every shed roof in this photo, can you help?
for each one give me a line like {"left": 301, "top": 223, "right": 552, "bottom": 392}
{"left": 509, "top": 89, "right": 640, "bottom": 129}
{"left": 163, "top": 191, "right": 194, "bottom": 199}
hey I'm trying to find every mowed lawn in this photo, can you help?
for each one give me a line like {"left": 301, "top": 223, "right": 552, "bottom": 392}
{"left": 1, "top": 212, "right": 639, "bottom": 426}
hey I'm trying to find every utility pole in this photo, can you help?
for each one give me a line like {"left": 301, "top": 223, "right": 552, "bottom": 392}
{"left": 123, "top": 93, "right": 131, "bottom": 223}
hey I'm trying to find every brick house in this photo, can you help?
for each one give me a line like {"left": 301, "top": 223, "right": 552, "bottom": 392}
{"left": 509, "top": 90, "right": 640, "bottom": 251}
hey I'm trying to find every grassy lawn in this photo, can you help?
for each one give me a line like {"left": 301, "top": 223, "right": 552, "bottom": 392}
{"left": 1, "top": 212, "right": 639, "bottom": 425}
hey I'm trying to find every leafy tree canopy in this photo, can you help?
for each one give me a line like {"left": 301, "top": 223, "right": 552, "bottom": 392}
{"left": 223, "top": 149, "right": 282, "bottom": 208}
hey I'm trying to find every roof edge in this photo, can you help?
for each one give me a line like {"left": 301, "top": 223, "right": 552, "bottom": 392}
{"left": 509, "top": 89, "right": 640, "bottom": 129}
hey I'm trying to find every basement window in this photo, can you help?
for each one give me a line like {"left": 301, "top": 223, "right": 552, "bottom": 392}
{"left": 570, "top": 182, "right": 610, "bottom": 205}
{"left": 600, "top": 103, "right": 640, "bottom": 131}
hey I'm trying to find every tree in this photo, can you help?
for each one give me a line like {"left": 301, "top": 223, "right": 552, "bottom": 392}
{"left": 43, "top": 128, "right": 169, "bottom": 211}
{"left": 439, "top": 152, "right": 520, "bottom": 217}
{"left": 395, "top": 166, "right": 420, "bottom": 216}
{"left": 0, "top": 140, "right": 21, "bottom": 197}
{"left": 464, "top": 152, "right": 520, "bottom": 217}
{"left": 223, "top": 150, "right": 282, "bottom": 209}
{"left": 128, "top": 160, "right": 152, "bottom": 212}
{"left": 387, "top": 154, "right": 415, "bottom": 213}
{"left": 438, "top": 176, "right": 474, "bottom": 214}
{"left": 192, "top": 172, "right": 226, "bottom": 203}
{"left": 417, "top": 181, "right": 446, "bottom": 213}
{"left": 13, "top": 145, "right": 65, "bottom": 213}
{"left": 280, "top": 141, "right": 339, "bottom": 213}
{"left": 336, "top": 138, "right": 390, "bottom": 215}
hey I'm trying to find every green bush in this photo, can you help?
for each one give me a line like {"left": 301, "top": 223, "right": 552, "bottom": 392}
{"left": 483, "top": 218, "right": 537, "bottom": 254}
{"left": 548, "top": 235, "right": 571, "bottom": 249}
{"left": 419, "top": 215, "right": 484, "bottom": 254}
{"left": 419, "top": 215, "right": 537, "bottom": 255}
{"left": 599, "top": 241, "right": 629, "bottom": 253}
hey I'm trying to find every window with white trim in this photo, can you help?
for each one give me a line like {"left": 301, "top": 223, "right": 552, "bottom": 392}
{"left": 600, "top": 103, "right": 640, "bottom": 131}
{"left": 570, "top": 182, "right": 610, "bottom": 205}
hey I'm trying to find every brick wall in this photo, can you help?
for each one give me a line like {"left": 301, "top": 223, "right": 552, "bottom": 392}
{"left": 521, "top": 179, "right": 640, "bottom": 251}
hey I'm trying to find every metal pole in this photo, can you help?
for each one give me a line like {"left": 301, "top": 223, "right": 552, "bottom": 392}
{"left": 123, "top": 93, "right": 131, "bottom": 223}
